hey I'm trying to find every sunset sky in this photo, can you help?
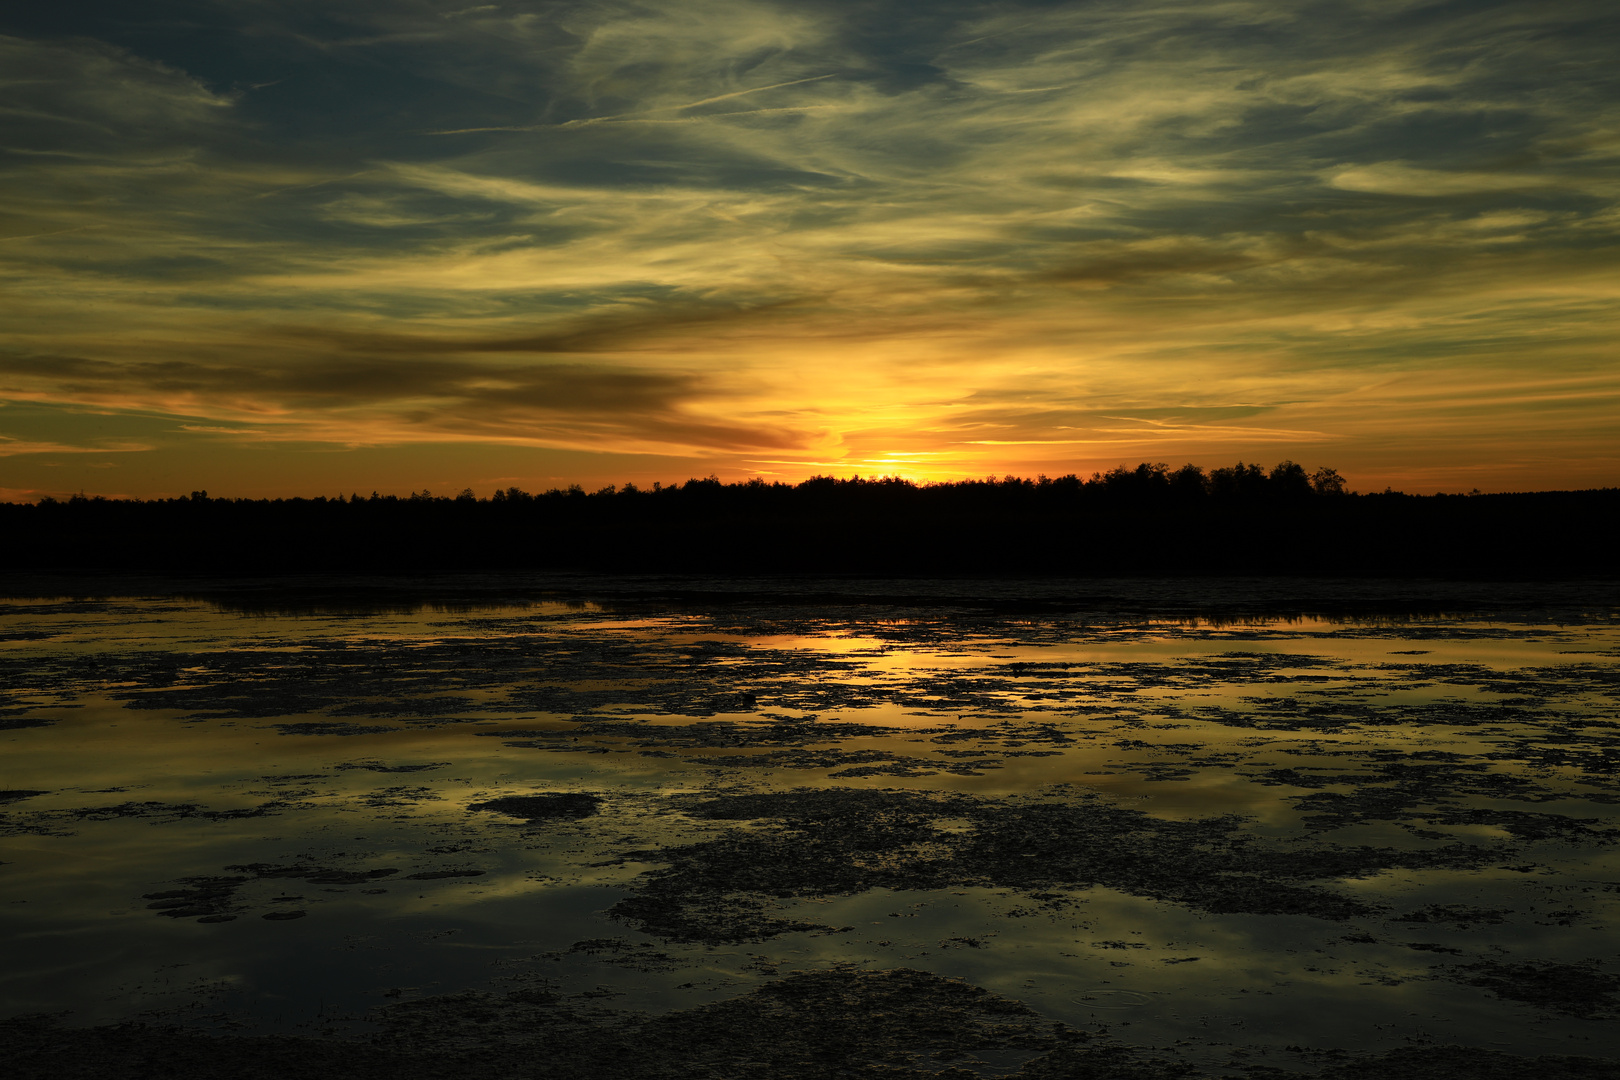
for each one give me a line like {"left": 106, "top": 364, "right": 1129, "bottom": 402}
{"left": 2, "top": 0, "right": 1617, "bottom": 499}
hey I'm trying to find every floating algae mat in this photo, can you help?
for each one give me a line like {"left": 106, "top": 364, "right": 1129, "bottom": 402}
{"left": 3, "top": 577, "right": 1619, "bottom": 1078}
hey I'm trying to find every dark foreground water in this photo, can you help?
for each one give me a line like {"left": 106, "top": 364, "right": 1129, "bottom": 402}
{"left": 3, "top": 576, "right": 1618, "bottom": 1078}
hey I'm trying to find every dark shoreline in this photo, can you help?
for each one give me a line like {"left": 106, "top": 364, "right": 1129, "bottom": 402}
{"left": 4, "top": 482, "right": 1616, "bottom": 579}
{"left": 3, "top": 572, "right": 1618, "bottom": 622}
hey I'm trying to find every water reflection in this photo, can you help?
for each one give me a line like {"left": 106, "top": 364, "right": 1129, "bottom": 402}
{"left": 2, "top": 579, "right": 1618, "bottom": 1070}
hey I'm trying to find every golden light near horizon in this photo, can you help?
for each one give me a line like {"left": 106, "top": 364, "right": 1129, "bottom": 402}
{"left": 2, "top": 1, "right": 1618, "bottom": 499}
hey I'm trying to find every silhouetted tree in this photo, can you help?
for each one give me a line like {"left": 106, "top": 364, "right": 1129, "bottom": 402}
{"left": 1311, "top": 467, "right": 1347, "bottom": 496}
{"left": 1208, "top": 462, "right": 1267, "bottom": 499}
{"left": 1269, "top": 461, "right": 1312, "bottom": 499}
{"left": 1169, "top": 464, "right": 1207, "bottom": 499}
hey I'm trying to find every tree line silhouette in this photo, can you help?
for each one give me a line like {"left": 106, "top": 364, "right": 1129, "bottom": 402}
{"left": 3, "top": 461, "right": 1614, "bottom": 577}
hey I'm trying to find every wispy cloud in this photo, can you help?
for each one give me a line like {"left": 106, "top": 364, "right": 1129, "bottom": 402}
{"left": 432, "top": 72, "right": 841, "bottom": 132}
{"left": 2, "top": 1, "right": 1618, "bottom": 493}
{"left": 0, "top": 344, "right": 803, "bottom": 454}
{"left": 0, "top": 435, "right": 151, "bottom": 456}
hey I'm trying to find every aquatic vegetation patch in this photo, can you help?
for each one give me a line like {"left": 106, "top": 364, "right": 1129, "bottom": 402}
{"left": 68, "top": 801, "right": 281, "bottom": 822}
{"left": 0, "top": 716, "right": 57, "bottom": 730}
{"left": 140, "top": 864, "right": 405, "bottom": 922}
{"left": 335, "top": 761, "right": 449, "bottom": 773}
{"left": 3, "top": 798, "right": 292, "bottom": 837}
{"left": 485, "top": 715, "right": 903, "bottom": 751}
{"left": 468, "top": 793, "right": 601, "bottom": 820}
{"left": 689, "top": 748, "right": 980, "bottom": 777}
{"left": 269, "top": 722, "right": 397, "bottom": 736}
{"left": 370, "top": 967, "right": 1096, "bottom": 1076}
{"left": 6, "top": 970, "right": 1616, "bottom": 1079}
{"left": 141, "top": 876, "right": 250, "bottom": 922}
{"left": 1317, "top": 1047, "right": 1620, "bottom": 1080}
{"left": 1453, "top": 961, "right": 1620, "bottom": 1019}
{"left": 606, "top": 788, "right": 1506, "bottom": 943}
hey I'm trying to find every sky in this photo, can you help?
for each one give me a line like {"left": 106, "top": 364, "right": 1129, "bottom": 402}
{"left": 1, "top": 0, "right": 1617, "bottom": 499}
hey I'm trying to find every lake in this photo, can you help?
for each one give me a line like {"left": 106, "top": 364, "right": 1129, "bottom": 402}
{"left": 3, "top": 576, "right": 1617, "bottom": 1077}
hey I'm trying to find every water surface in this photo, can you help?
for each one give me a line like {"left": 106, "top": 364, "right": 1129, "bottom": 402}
{"left": 3, "top": 577, "right": 1618, "bottom": 1074}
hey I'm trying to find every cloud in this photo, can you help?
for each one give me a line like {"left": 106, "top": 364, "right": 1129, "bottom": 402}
{"left": 0, "top": 347, "right": 801, "bottom": 453}
{"left": 0, "top": 435, "right": 151, "bottom": 456}
{"left": 1328, "top": 163, "right": 1567, "bottom": 196}
{"left": 284, "top": 300, "right": 809, "bottom": 356}
{"left": 1, "top": 1, "right": 1618, "bottom": 491}
{"left": 0, "top": 33, "right": 234, "bottom": 156}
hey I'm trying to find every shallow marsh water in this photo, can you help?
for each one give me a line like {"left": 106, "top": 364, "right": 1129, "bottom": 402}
{"left": 3, "top": 576, "right": 1619, "bottom": 1077}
